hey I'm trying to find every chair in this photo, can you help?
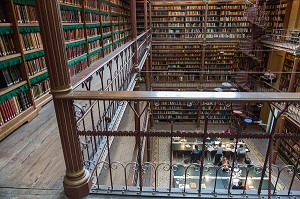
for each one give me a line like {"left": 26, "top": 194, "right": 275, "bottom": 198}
{"left": 237, "top": 151, "right": 246, "bottom": 162}
{"left": 191, "top": 153, "right": 201, "bottom": 163}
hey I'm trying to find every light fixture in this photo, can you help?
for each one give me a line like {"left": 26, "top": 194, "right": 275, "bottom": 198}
{"left": 244, "top": 118, "right": 253, "bottom": 123}
{"left": 222, "top": 82, "right": 232, "bottom": 87}
{"left": 233, "top": 110, "right": 243, "bottom": 115}
{"left": 214, "top": 87, "right": 223, "bottom": 92}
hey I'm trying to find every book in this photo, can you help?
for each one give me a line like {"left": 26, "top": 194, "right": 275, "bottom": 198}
{"left": 0, "top": 103, "right": 7, "bottom": 122}
{"left": 0, "top": 109, "right": 3, "bottom": 125}
{"left": 8, "top": 66, "right": 22, "bottom": 84}
{"left": 0, "top": 68, "right": 14, "bottom": 88}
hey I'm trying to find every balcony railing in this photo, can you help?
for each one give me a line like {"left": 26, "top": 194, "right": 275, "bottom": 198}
{"left": 57, "top": 91, "right": 300, "bottom": 198}
{"left": 262, "top": 29, "right": 300, "bottom": 52}
{"left": 70, "top": 29, "right": 151, "bottom": 173}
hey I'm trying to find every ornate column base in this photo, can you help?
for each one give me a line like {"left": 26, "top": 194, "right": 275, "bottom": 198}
{"left": 63, "top": 169, "right": 91, "bottom": 199}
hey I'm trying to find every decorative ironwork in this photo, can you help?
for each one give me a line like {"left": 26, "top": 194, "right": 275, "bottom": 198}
{"left": 90, "top": 161, "right": 300, "bottom": 196}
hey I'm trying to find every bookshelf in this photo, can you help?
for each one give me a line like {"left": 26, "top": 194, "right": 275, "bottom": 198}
{"left": 0, "top": 0, "right": 132, "bottom": 141}
{"left": 264, "top": 0, "right": 288, "bottom": 30}
{"left": 136, "top": 0, "right": 150, "bottom": 35}
{"left": 150, "top": 1, "right": 290, "bottom": 125}
{"left": 151, "top": 2, "right": 252, "bottom": 41}
{"left": 279, "top": 52, "right": 300, "bottom": 92}
{"left": 151, "top": 100, "right": 238, "bottom": 125}
{"left": 278, "top": 117, "right": 300, "bottom": 177}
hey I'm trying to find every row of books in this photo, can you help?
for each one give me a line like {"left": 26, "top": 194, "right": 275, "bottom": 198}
{"left": 61, "top": 10, "right": 82, "bottom": 23}
{"left": 60, "top": 0, "right": 80, "bottom": 5}
{"left": 66, "top": 44, "right": 86, "bottom": 60}
{"left": 14, "top": 4, "right": 38, "bottom": 24}
{"left": 0, "top": 35, "right": 17, "bottom": 57}
{"left": 0, "top": 66, "right": 22, "bottom": 88}
{"left": 152, "top": 45, "right": 200, "bottom": 49}
{"left": 101, "top": 15, "right": 111, "bottom": 23}
{"left": 111, "top": 0, "right": 129, "bottom": 8}
{"left": 89, "top": 52, "right": 101, "bottom": 65}
{"left": 86, "top": 27, "right": 100, "bottom": 37}
{"left": 64, "top": 28, "right": 84, "bottom": 42}
{"left": 69, "top": 59, "right": 88, "bottom": 77}
{"left": 85, "top": 13, "right": 100, "bottom": 23}
{"left": 100, "top": 2, "right": 110, "bottom": 11}
{"left": 0, "top": 91, "right": 31, "bottom": 125}
{"left": 26, "top": 56, "right": 47, "bottom": 76}
{"left": 84, "top": 0, "right": 98, "bottom": 9}
{"left": 88, "top": 40, "right": 101, "bottom": 50}
{"left": 20, "top": 32, "right": 43, "bottom": 51}
{"left": 32, "top": 78, "right": 50, "bottom": 99}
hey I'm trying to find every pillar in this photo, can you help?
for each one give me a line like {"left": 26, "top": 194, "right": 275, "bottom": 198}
{"left": 34, "top": 1, "right": 90, "bottom": 198}
{"left": 130, "top": 0, "right": 138, "bottom": 68}
{"left": 288, "top": 53, "right": 300, "bottom": 92}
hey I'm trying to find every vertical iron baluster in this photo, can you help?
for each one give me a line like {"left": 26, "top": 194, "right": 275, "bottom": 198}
{"left": 105, "top": 117, "right": 113, "bottom": 190}
{"left": 169, "top": 118, "right": 174, "bottom": 192}
{"left": 213, "top": 166, "right": 222, "bottom": 194}
{"left": 199, "top": 117, "right": 208, "bottom": 193}
{"left": 268, "top": 135, "right": 273, "bottom": 198}
{"left": 272, "top": 165, "right": 280, "bottom": 194}
{"left": 228, "top": 117, "right": 241, "bottom": 194}
{"left": 288, "top": 154, "right": 300, "bottom": 195}
{"left": 258, "top": 103, "right": 291, "bottom": 194}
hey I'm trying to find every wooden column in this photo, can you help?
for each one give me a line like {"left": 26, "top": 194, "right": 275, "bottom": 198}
{"left": 149, "top": 1, "right": 153, "bottom": 85}
{"left": 272, "top": 115, "right": 286, "bottom": 163}
{"left": 288, "top": 54, "right": 299, "bottom": 92}
{"left": 34, "top": 1, "right": 90, "bottom": 198}
{"left": 130, "top": 0, "right": 138, "bottom": 68}
{"left": 130, "top": 0, "right": 137, "bottom": 40}
{"left": 144, "top": 0, "right": 148, "bottom": 32}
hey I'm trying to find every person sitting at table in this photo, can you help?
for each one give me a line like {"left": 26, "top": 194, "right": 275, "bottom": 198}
{"left": 232, "top": 179, "right": 244, "bottom": 189}
{"left": 191, "top": 144, "right": 201, "bottom": 163}
{"left": 260, "top": 70, "right": 276, "bottom": 84}
{"left": 214, "top": 142, "right": 223, "bottom": 165}
{"left": 218, "top": 157, "right": 230, "bottom": 172}
{"left": 237, "top": 144, "right": 246, "bottom": 159}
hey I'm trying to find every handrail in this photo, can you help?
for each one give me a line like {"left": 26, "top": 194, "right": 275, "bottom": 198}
{"left": 71, "top": 29, "right": 151, "bottom": 90}
{"left": 71, "top": 40, "right": 134, "bottom": 89}
{"left": 56, "top": 91, "right": 300, "bottom": 102}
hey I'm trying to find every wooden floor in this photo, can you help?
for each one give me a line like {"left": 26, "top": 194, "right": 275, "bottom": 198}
{"left": 0, "top": 101, "right": 67, "bottom": 198}
{"left": 0, "top": 101, "right": 137, "bottom": 199}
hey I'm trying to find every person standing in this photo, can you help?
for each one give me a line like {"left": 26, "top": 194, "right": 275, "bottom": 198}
{"left": 214, "top": 142, "right": 223, "bottom": 165}
{"left": 191, "top": 145, "right": 201, "bottom": 163}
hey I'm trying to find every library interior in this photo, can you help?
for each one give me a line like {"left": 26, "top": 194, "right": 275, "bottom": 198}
{"left": 0, "top": 0, "right": 300, "bottom": 198}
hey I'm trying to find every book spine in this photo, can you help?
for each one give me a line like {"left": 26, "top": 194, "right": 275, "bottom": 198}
{"left": 3, "top": 100, "right": 12, "bottom": 121}
{"left": 0, "top": 103, "right": 7, "bottom": 123}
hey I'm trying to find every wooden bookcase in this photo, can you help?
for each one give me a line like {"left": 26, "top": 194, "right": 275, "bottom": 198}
{"left": 150, "top": 1, "right": 287, "bottom": 125}
{"left": 151, "top": 100, "right": 235, "bottom": 124}
{"left": 0, "top": 0, "right": 131, "bottom": 141}
{"left": 136, "top": 0, "right": 150, "bottom": 35}
{"left": 277, "top": 117, "right": 300, "bottom": 177}
{"left": 263, "top": 0, "right": 288, "bottom": 30}
{"left": 152, "top": 43, "right": 202, "bottom": 83}
{"left": 279, "top": 52, "right": 300, "bottom": 92}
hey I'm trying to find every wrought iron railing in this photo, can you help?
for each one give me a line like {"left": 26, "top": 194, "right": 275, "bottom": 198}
{"left": 262, "top": 29, "right": 300, "bottom": 51}
{"left": 71, "top": 30, "right": 151, "bottom": 173}
{"left": 57, "top": 91, "right": 300, "bottom": 198}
